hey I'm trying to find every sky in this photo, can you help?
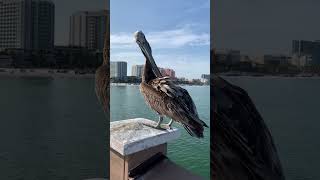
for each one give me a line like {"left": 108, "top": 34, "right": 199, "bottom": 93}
{"left": 213, "top": 0, "right": 320, "bottom": 55}
{"left": 111, "top": 0, "right": 210, "bottom": 79}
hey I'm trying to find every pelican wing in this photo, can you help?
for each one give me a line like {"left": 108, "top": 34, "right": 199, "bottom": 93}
{"left": 141, "top": 77, "right": 208, "bottom": 138}
{"left": 95, "top": 65, "right": 109, "bottom": 114}
{"left": 212, "top": 76, "right": 285, "bottom": 180}
{"left": 150, "top": 77, "right": 198, "bottom": 116}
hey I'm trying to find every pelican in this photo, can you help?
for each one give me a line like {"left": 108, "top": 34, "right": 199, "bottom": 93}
{"left": 134, "top": 31, "right": 208, "bottom": 138}
{"left": 95, "top": 28, "right": 109, "bottom": 114}
{"left": 212, "top": 75, "right": 285, "bottom": 180}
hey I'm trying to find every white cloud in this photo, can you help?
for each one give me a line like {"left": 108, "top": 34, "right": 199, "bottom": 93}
{"left": 110, "top": 25, "right": 210, "bottom": 79}
{"left": 111, "top": 27, "right": 209, "bottom": 50}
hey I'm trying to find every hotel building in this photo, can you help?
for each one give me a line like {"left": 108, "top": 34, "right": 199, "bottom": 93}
{"left": 69, "top": 10, "right": 108, "bottom": 51}
{"left": 111, "top": 61, "right": 127, "bottom": 78}
{"left": 131, "top": 65, "right": 144, "bottom": 78}
{"left": 0, "top": 0, "right": 55, "bottom": 50}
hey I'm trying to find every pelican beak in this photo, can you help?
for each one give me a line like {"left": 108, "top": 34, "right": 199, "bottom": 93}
{"left": 134, "top": 31, "right": 162, "bottom": 77}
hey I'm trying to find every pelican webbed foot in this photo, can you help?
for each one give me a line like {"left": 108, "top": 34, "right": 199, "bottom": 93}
{"left": 144, "top": 116, "right": 173, "bottom": 130}
{"left": 157, "top": 119, "right": 173, "bottom": 130}
{"left": 159, "top": 119, "right": 173, "bottom": 130}
{"left": 154, "top": 116, "right": 163, "bottom": 129}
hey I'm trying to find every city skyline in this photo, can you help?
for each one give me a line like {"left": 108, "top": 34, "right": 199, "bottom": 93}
{"left": 213, "top": 0, "right": 320, "bottom": 55}
{"left": 112, "top": 61, "right": 182, "bottom": 79}
{"left": 215, "top": 39, "right": 320, "bottom": 67}
{"left": 111, "top": 0, "right": 210, "bottom": 79}
{"left": 0, "top": 0, "right": 107, "bottom": 49}
{"left": 1, "top": 0, "right": 209, "bottom": 79}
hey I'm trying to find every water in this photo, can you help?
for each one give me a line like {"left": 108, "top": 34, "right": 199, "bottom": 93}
{"left": 225, "top": 76, "right": 320, "bottom": 180}
{"left": 3, "top": 76, "right": 317, "bottom": 180}
{"left": 0, "top": 77, "right": 108, "bottom": 180}
{"left": 110, "top": 85, "right": 210, "bottom": 179}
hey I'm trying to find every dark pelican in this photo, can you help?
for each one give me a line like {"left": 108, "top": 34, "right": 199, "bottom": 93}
{"left": 212, "top": 75, "right": 285, "bottom": 180}
{"left": 134, "top": 31, "right": 208, "bottom": 138}
{"left": 95, "top": 23, "right": 109, "bottom": 114}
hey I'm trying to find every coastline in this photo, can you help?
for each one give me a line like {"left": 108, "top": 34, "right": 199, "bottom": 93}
{"left": 0, "top": 68, "right": 94, "bottom": 79}
{"left": 220, "top": 75, "right": 320, "bottom": 80}
{"left": 110, "top": 83, "right": 210, "bottom": 87}
{"left": 2, "top": 68, "right": 320, "bottom": 80}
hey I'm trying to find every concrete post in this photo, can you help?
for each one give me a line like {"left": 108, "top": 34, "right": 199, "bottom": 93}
{"left": 110, "top": 118, "right": 204, "bottom": 180}
{"left": 110, "top": 118, "right": 181, "bottom": 180}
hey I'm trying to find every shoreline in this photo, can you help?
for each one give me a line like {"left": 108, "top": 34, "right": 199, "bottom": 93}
{"left": 110, "top": 83, "right": 209, "bottom": 87}
{"left": 2, "top": 68, "right": 320, "bottom": 80}
{"left": 220, "top": 75, "right": 320, "bottom": 79}
{"left": 0, "top": 68, "right": 94, "bottom": 79}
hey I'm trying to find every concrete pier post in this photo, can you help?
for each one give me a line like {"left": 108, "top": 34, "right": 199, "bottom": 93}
{"left": 110, "top": 118, "right": 203, "bottom": 180}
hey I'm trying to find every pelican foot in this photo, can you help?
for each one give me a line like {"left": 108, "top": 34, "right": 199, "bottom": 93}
{"left": 159, "top": 124, "right": 173, "bottom": 130}
{"left": 141, "top": 117, "right": 173, "bottom": 130}
{"left": 159, "top": 119, "right": 173, "bottom": 130}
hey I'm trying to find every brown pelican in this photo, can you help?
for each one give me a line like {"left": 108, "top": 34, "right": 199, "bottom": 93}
{"left": 95, "top": 24, "right": 109, "bottom": 114}
{"left": 134, "top": 31, "right": 208, "bottom": 138}
{"left": 212, "top": 75, "right": 285, "bottom": 180}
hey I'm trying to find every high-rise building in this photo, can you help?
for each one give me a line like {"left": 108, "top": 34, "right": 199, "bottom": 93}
{"left": 110, "top": 61, "right": 127, "bottom": 78}
{"left": 160, "top": 68, "right": 176, "bottom": 78}
{"left": 0, "top": 0, "right": 55, "bottom": 51}
{"left": 292, "top": 40, "right": 317, "bottom": 56}
{"left": 201, "top": 74, "right": 210, "bottom": 83}
{"left": 215, "top": 49, "right": 241, "bottom": 65}
{"left": 292, "top": 40, "right": 320, "bottom": 65}
{"left": 69, "top": 10, "right": 108, "bottom": 51}
{"left": 131, "top": 65, "right": 144, "bottom": 78}
{"left": 263, "top": 54, "right": 290, "bottom": 65}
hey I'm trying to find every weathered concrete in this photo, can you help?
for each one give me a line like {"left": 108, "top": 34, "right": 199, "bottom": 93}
{"left": 110, "top": 118, "right": 203, "bottom": 180}
{"left": 110, "top": 118, "right": 180, "bottom": 156}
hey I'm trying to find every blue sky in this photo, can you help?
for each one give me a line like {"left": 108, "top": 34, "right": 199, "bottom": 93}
{"left": 111, "top": 0, "right": 210, "bottom": 79}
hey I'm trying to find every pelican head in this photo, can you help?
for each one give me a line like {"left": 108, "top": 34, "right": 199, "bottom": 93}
{"left": 134, "top": 31, "right": 161, "bottom": 77}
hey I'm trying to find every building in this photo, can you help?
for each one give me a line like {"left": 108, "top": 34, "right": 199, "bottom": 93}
{"left": 0, "top": 0, "right": 55, "bottom": 51}
{"left": 292, "top": 40, "right": 317, "bottom": 56}
{"left": 263, "top": 54, "right": 290, "bottom": 73}
{"left": 311, "top": 45, "right": 320, "bottom": 65}
{"left": 263, "top": 54, "right": 290, "bottom": 66}
{"left": 110, "top": 61, "right": 127, "bottom": 78}
{"left": 69, "top": 10, "right": 108, "bottom": 51}
{"left": 292, "top": 40, "right": 320, "bottom": 65}
{"left": 53, "top": 46, "right": 103, "bottom": 68}
{"left": 160, "top": 68, "right": 176, "bottom": 78}
{"left": 215, "top": 49, "right": 241, "bottom": 65}
{"left": 0, "top": 46, "right": 103, "bottom": 68}
{"left": 131, "top": 65, "right": 144, "bottom": 78}
{"left": 290, "top": 54, "right": 311, "bottom": 67}
{"left": 0, "top": 54, "right": 13, "bottom": 67}
{"left": 201, "top": 74, "right": 210, "bottom": 83}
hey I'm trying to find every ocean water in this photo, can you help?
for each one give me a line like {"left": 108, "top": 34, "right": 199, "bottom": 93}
{"left": 2, "top": 76, "right": 318, "bottom": 180}
{"left": 110, "top": 85, "right": 211, "bottom": 179}
{"left": 225, "top": 76, "right": 320, "bottom": 180}
{"left": 0, "top": 76, "right": 210, "bottom": 180}
{"left": 0, "top": 77, "right": 108, "bottom": 180}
